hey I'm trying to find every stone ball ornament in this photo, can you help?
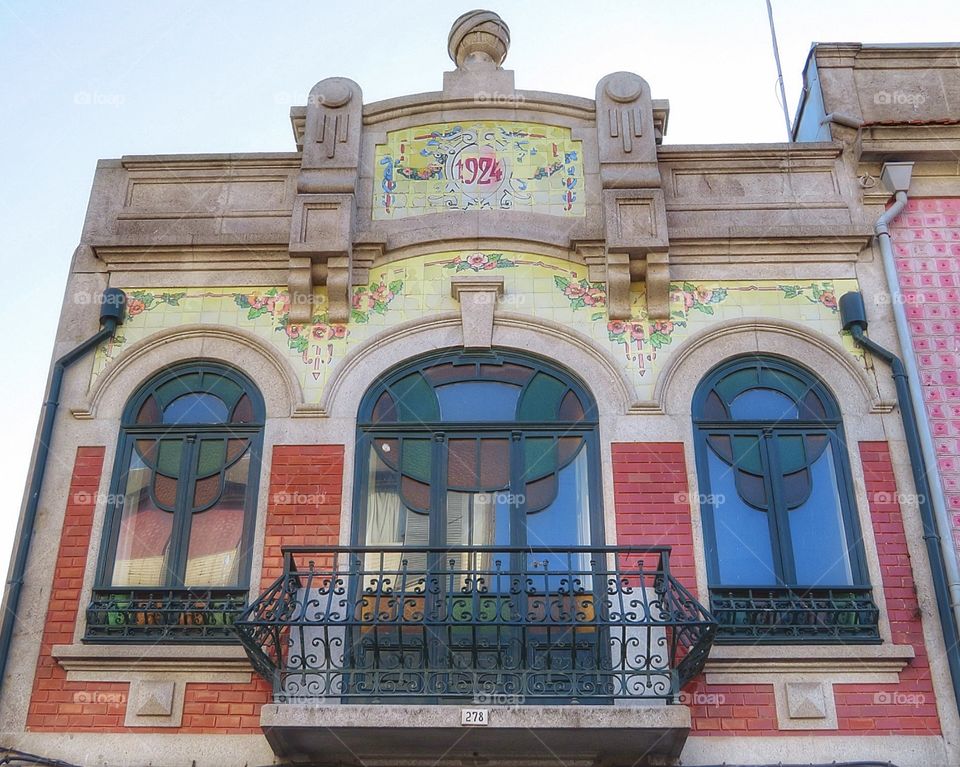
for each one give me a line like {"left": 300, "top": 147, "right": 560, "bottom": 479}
{"left": 448, "top": 9, "right": 511, "bottom": 69}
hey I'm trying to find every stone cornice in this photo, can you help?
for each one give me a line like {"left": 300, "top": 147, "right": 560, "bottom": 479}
{"left": 118, "top": 153, "right": 302, "bottom": 171}
{"left": 657, "top": 142, "right": 842, "bottom": 163}
{"left": 668, "top": 229, "right": 872, "bottom": 260}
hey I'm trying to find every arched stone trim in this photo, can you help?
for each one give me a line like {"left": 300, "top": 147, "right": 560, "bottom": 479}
{"left": 318, "top": 311, "right": 637, "bottom": 418}
{"left": 75, "top": 324, "right": 301, "bottom": 420}
{"left": 655, "top": 317, "right": 892, "bottom": 418}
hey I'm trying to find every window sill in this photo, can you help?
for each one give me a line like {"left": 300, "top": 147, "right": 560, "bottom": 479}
{"left": 703, "top": 642, "right": 914, "bottom": 681}
{"left": 52, "top": 642, "right": 253, "bottom": 677}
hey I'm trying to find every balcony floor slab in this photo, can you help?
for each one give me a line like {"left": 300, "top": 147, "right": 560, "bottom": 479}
{"left": 260, "top": 702, "right": 691, "bottom": 766}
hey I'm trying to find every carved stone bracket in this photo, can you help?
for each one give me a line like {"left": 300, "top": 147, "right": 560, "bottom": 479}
{"left": 288, "top": 194, "right": 355, "bottom": 322}
{"left": 596, "top": 72, "right": 671, "bottom": 320}
{"left": 288, "top": 77, "right": 363, "bottom": 324}
{"left": 597, "top": 189, "right": 671, "bottom": 319}
{"left": 451, "top": 276, "right": 504, "bottom": 349}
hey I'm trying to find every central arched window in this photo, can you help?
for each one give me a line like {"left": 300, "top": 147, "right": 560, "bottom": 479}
{"left": 354, "top": 350, "right": 602, "bottom": 565}
{"left": 693, "top": 355, "right": 878, "bottom": 642}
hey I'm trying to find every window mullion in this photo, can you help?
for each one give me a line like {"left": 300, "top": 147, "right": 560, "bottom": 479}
{"left": 167, "top": 434, "right": 198, "bottom": 589}
{"left": 763, "top": 430, "right": 797, "bottom": 586}
{"left": 509, "top": 431, "right": 525, "bottom": 549}
{"left": 430, "top": 432, "right": 448, "bottom": 548}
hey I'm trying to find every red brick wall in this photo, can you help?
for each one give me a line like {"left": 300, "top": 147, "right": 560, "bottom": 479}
{"left": 890, "top": 198, "right": 960, "bottom": 558}
{"left": 260, "top": 444, "right": 345, "bottom": 586}
{"left": 833, "top": 441, "right": 939, "bottom": 734}
{"left": 611, "top": 441, "right": 942, "bottom": 736}
{"left": 26, "top": 443, "right": 344, "bottom": 733}
{"left": 26, "top": 447, "right": 128, "bottom": 729}
{"left": 611, "top": 442, "right": 696, "bottom": 590}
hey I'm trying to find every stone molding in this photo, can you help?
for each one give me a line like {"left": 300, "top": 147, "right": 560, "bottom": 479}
{"left": 291, "top": 95, "right": 669, "bottom": 145}
{"left": 73, "top": 324, "right": 302, "bottom": 420}
{"left": 654, "top": 316, "right": 894, "bottom": 417}
{"left": 317, "top": 311, "right": 637, "bottom": 419}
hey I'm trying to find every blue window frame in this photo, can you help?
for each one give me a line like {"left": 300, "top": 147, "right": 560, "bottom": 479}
{"left": 354, "top": 349, "right": 603, "bottom": 558}
{"left": 86, "top": 362, "right": 264, "bottom": 642}
{"left": 693, "top": 355, "right": 879, "bottom": 643}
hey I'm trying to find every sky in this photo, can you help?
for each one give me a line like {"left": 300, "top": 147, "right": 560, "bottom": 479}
{"left": 0, "top": 0, "right": 958, "bottom": 581}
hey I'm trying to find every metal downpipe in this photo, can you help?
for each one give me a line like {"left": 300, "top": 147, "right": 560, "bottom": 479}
{"left": 0, "top": 288, "right": 125, "bottom": 696}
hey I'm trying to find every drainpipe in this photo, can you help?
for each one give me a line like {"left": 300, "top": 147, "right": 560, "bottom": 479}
{"left": 820, "top": 112, "right": 865, "bottom": 131}
{"left": 840, "top": 291, "right": 960, "bottom": 708}
{"left": 873, "top": 162, "right": 960, "bottom": 640}
{"left": 0, "top": 288, "right": 126, "bottom": 696}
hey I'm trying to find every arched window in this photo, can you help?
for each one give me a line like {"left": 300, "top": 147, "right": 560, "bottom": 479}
{"left": 87, "top": 363, "right": 264, "bottom": 641}
{"left": 354, "top": 350, "right": 602, "bottom": 566}
{"left": 693, "top": 355, "right": 878, "bottom": 642}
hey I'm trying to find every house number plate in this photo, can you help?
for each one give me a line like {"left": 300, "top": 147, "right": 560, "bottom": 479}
{"left": 461, "top": 708, "right": 489, "bottom": 726}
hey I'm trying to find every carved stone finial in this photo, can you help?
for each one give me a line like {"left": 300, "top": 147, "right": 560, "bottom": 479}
{"left": 448, "top": 10, "right": 510, "bottom": 69}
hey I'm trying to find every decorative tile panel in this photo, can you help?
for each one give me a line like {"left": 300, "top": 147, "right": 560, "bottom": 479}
{"left": 890, "top": 197, "right": 960, "bottom": 558}
{"left": 94, "top": 253, "right": 861, "bottom": 407}
{"left": 373, "top": 122, "right": 584, "bottom": 219}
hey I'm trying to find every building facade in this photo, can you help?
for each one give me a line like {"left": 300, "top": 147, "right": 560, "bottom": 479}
{"left": 2, "top": 11, "right": 960, "bottom": 767}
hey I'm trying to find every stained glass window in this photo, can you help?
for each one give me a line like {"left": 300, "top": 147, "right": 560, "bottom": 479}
{"left": 98, "top": 364, "right": 264, "bottom": 593}
{"left": 356, "top": 351, "right": 600, "bottom": 574}
{"left": 693, "top": 356, "right": 868, "bottom": 592}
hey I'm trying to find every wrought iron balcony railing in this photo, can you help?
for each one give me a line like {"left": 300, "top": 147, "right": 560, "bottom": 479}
{"left": 710, "top": 586, "right": 881, "bottom": 644}
{"left": 85, "top": 587, "right": 248, "bottom": 642}
{"left": 234, "top": 545, "right": 717, "bottom": 703}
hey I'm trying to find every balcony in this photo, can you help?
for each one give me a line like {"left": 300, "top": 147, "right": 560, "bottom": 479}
{"left": 235, "top": 545, "right": 717, "bottom": 765}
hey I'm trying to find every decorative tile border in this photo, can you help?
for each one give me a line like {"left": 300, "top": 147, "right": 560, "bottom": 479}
{"left": 93, "top": 251, "right": 861, "bottom": 405}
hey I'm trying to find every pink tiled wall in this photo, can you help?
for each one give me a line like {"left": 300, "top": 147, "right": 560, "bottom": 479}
{"left": 889, "top": 198, "right": 960, "bottom": 556}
